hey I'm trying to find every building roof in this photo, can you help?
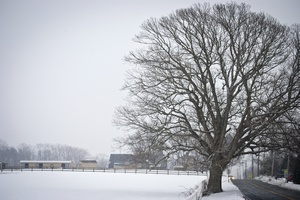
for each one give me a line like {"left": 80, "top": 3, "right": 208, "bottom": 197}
{"left": 109, "top": 154, "right": 133, "bottom": 163}
{"left": 20, "top": 160, "right": 72, "bottom": 164}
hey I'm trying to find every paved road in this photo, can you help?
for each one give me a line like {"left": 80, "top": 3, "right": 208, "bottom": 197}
{"left": 232, "top": 179, "right": 300, "bottom": 200}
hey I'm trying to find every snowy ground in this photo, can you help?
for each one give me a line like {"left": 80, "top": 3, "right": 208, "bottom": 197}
{"left": 0, "top": 171, "right": 244, "bottom": 200}
{"left": 202, "top": 178, "right": 244, "bottom": 200}
{"left": 0, "top": 171, "right": 203, "bottom": 200}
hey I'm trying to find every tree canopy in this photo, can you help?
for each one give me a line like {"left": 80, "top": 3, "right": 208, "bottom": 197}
{"left": 114, "top": 2, "right": 300, "bottom": 194}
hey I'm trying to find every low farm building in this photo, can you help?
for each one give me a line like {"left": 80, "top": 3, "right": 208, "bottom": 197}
{"left": 78, "top": 159, "right": 97, "bottom": 169}
{"left": 20, "top": 160, "right": 73, "bottom": 169}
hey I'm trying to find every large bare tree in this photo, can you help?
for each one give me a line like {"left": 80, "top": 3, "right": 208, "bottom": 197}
{"left": 114, "top": 3, "right": 300, "bottom": 194}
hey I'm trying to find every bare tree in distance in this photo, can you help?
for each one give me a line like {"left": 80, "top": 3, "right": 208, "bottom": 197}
{"left": 113, "top": 2, "right": 300, "bottom": 194}
{"left": 0, "top": 139, "right": 19, "bottom": 167}
{"left": 18, "top": 143, "right": 35, "bottom": 161}
{"left": 35, "top": 143, "right": 90, "bottom": 165}
{"left": 95, "top": 154, "right": 109, "bottom": 169}
{"left": 114, "top": 130, "right": 168, "bottom": 169}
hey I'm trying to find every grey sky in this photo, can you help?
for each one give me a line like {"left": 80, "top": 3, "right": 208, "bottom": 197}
{"left": 0, "top": 0, "right": 299, "bottom": 156}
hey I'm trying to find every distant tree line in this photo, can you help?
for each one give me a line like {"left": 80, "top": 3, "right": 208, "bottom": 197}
{"left": 0, "top": 139, "right": 90, "bottom": 167}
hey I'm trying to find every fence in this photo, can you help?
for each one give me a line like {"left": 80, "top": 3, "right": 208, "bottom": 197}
{"left": 185, "top": 179, "right": 207, "bottom": 200}
{"left": 1, "top": 167, "right": 206, "bottom": 176}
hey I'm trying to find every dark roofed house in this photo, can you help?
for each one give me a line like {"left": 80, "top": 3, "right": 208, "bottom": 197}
{"left": 0, "top": 161, "right": 6, "bottom": 170}
{"left": 109, "top": 154, "right": 134, "bottom": 169}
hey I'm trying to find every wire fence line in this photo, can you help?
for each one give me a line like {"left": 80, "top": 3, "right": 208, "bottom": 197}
{"left": 0, "top": 167, "right": 207, "bottom": 176}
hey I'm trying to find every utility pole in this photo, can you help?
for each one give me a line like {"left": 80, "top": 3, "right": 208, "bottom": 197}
{"left": 287, "top": 151, "right": 290, "bottom": 176}
{"left": 245, "top": 162, "right": 247, "bottom": 179}
{"left": 252, "top": 154, "right": 254, "bottom": 179}
{"left": 271, "top": 150, "right": 275, "bottom": 177}
{"left": 257, "top": 153, "right": 260, "bottom": 177}
{"left": 240, "top": 162, "right": 244, "bottom": 179}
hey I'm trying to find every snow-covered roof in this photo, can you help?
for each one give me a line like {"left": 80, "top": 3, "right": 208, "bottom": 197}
{"left": 19, "top": 160, "right": 72, "bottom": 164}
{"left": 79, "top": 159, "right": 97, "bottom": 163}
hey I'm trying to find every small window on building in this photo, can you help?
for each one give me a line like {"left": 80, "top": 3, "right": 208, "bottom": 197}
{"left": 39, "top": 163, "right": 43, "bottom": 168}
{"left": 25, "top": 163, "right": 29, "bottom": 168}
{"left": 61, "top": 163, "right": 65, "bottom": 169}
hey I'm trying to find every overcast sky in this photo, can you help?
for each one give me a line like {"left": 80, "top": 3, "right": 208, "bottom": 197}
{"left": 0, "top": 0, "right": 299, "bottom": 156}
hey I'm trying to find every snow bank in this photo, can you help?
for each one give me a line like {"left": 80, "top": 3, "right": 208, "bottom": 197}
{"left": 0, "top": 171, "right": 205, "bottom": 200}
{"left": 184, "top": 176, "right": 244, "bottom": 200}
{"left": 201, "top": 177, "right": 244, "bottom": 200}
{"left": 256, "top": 176, "right": 300, "bottom": 192}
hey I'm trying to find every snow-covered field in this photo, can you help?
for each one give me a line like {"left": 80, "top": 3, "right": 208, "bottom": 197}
{"left": 0, "top": 171, "right": 203, "bottom": 200}
{"left": 0, "top": 171, "right": 243, "bottom": 200}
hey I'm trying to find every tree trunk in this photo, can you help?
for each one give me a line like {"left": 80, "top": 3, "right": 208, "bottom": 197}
{"left": 206, "top": 162, "right": 224, "bottom": 194}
